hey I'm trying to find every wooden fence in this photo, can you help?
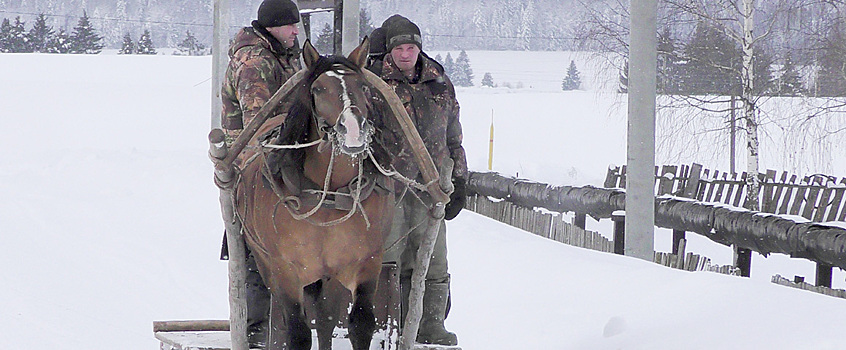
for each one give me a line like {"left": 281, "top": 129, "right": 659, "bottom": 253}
{"left": 604, "top": 163, "right": 846, "bottom": 222}
{"left": 468, "top": 195, "right": 613, "bottom": 253}
{"left": 466, "top": 167, "right": 846, "bottom": 291}
{"left": 466, "top": 192, "right": 739, "bottom": 274}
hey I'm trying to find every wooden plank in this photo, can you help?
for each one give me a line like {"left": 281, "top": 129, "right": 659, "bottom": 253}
{"left": 826, "top": 179, "right": 846, "bottom": 221}
{"left": 789, "top": 180, "right": 808, "bottom": 216}
{"left": 658, "top": 165, "right": 677, "bottom": 195}
{"left": 767, "top": 171, "right": 789, "bottom": 214}
{"left": 801, "top": 185, "right": 822, "bottom": 220}
{"left": 760, "top": 170, "right": 777, "bottom": 212}
{"left": 712, "top": 173, "right": 727, "bottom": 203}
{"left": 677, "top": 164, "right": 689, "bottom": 195}
{"left": 704, "top": 170, "right": 719, "bottom": 202}
{"left": 731, "top": 172, "right": 746, "bottom": 207}
{"left": 696, "top": 169, "right": 711, "bottom": 200}
{"left": 814, "top": 187, "right": 835, "bottom": 222}
{"left": 620, "top": 165, "right": 628, "bottom": 189}
{"left": 604, "top": 165, "right": 620, "bottom": 188}
{"left": 154, "top": 320, "right": 230, "bottom": 333}
{"left": 683, "top": 163, "right": 703, "bottom": 198}
{"left": 778, "top": 175, "right": 799, "bottom": 215}
{"left": 155, "top": 331, "right": 231, "bottom": 350}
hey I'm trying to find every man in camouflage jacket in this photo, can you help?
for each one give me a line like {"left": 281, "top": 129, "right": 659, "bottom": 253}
{"left": 221, "top": 0, "right": 301, "bottom": 142}
{"left": 373, "top": 15, "right": 468, "bottom": 346}
{"left": 219, "top": 0, "right": 301, "bottom": 347}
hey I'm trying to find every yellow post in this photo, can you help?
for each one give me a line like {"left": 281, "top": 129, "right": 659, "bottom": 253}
{"left": 488, "top": 109, "right": 494, "bottom": 170}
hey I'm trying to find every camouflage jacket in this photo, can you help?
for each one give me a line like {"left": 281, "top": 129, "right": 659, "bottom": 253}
{"left": 221, "top": 26, "right": 301, "bottom": 137}
{"left": 376, "top": 54, "right": 468, "bottom": 183}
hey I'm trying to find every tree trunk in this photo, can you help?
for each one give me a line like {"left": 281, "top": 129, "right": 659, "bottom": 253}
{"left": 741, "top": 0, "right": 760, "bottom": 212}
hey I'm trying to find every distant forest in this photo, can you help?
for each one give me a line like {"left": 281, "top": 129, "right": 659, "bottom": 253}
{"left": 0, "top": 0, "right": 580, "bottom": 50}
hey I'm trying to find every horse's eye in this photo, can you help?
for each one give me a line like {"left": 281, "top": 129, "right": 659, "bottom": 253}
{"left": 312, "top": 86, "right": 324, "bottom": 95}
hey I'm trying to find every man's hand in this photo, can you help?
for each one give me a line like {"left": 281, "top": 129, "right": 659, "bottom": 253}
{"left": 444, "top": 177, "right": 466, "bottom": 220}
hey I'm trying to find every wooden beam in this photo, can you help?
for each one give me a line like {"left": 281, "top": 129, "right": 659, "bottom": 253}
{"left": 153, "top": 320, "right": 230, "bottom": 333}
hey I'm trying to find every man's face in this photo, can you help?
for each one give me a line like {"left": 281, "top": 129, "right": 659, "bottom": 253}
{"left": 390, "top": 43, "right": 420, "bottom": 75}
{"left": 268, "top": 24, "right": 299, "bottom": 49}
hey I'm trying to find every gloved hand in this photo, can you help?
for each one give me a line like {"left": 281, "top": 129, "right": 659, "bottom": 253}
{"left": 444, "top": 177, "right": 466, "bottom": 220}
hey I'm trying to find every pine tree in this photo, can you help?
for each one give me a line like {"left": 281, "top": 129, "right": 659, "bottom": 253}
{"left": 119, "top": 32, "right": 135, "bottom": 54}
{"left": 434, "top": 53, "right": 443, "bottom": 63}
{"left": 176, "top": 30, "right": 205, "bottom": 56}
{"left": 452, "top": 50, "right": 474, "bottom": 86}
{"left": 777, "top": 54, "right": 805, "bottom": 96}
{"left": 136, "top": 29, "right": 157, "bottom": 55}
{"left": 443, "top": 53, "right": 455, "bottom": 77}
{"left": 816, "top": 24, "right": 846, "bottom": 97}
{"left": 657, "top": 26, "right": 680, "bottom": 94}
{"left": 359, "top": 8, "right": 374, "bottom": 41}
{"left": 481, "top": 72, "right": 494, "bottom": 87}
{"left": 70, "top": 11, "right": 104, "bottom": 54}
{"left": 678, "top": 21, "right": 739, "bottom": 95}
{"left": 752, "top": 47, "right": 775, "bottom": 96}
{"left": 562, "top": 60, "right": 581, "bottom": 91}
{"left": 48, "top": 28, "right": 72, "bottom": 54}
{"left": 315, "top": 23, "right": 333, "bottom": 54}
{"left": 8, "top": 16, "right": 29, "bottom": 53}
{"left": 0, "top": 18, "right": 12, "bottom": 53}
{"left": 618, "top": 60, "right": 628, "bottom": 93}
{"left": 27, "top": 13, "right": 54, "bottom": 53}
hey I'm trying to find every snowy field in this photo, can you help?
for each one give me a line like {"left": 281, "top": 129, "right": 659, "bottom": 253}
{"left": 1, "top": 52, "right": 845, "bottom": 350}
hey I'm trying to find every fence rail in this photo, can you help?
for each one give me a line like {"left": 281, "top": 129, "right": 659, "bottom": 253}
{"left": 467, "top": 167, "right": 846, "bottom": 289}
{"left": 604, "top": 163, "right": 846, "bottom": 222}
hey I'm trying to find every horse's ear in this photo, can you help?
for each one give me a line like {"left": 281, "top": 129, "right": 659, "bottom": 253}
{"left": 302, "top": 39, "right": 320, "bottom": 70}
{"left": 347, "top": 36, "right": 370, "bottom": 69}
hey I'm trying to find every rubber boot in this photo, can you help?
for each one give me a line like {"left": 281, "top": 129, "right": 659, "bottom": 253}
{"left": 416, "top": 282, "right": 458, "bottom": 345}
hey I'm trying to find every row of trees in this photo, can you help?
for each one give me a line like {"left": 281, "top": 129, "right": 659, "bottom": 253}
{"left": 118, "top": 29, "right": 207, "bottom": 56}
{"left": 617, "top": 23, "right": 832, "bottom": 97}
{"left": 434, "top": 51, "right": 474, "bottom": 86}
{"left": 0, "top": 12, "right": 103, "bottom": 54}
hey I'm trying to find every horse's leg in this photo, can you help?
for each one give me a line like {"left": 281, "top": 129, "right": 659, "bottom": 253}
{"left": 347, "top": 279, "right": 378, "bottom": 350}
{"left": 258, "top": 258, "right": 311, "bottom": 350}
{"left": 304, "top": 279, "right": 338, "bottom": 350}
{"left": 269, "top": 291, "right": 312, "bottom": 350}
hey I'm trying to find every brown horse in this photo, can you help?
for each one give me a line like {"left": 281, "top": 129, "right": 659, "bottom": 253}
{"left": 234, "top": 38, "right": 397, "bottom": 350}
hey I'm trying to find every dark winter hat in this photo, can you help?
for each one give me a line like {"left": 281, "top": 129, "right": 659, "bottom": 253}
{"left": 385, "top": 17, "right": 422, "bottom": 51}
{"left": 381, "top": 14, "right": 406, "bottom": 29}
{"left": 369, "top": 27, "right": 387, "bottom": 56}
{"left": 257, "top": 0, "right": 300, "bottom": 28}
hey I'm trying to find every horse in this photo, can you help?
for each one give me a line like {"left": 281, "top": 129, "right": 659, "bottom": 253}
{"left": 233, "top": 38, "right": 398, "bottom": 350}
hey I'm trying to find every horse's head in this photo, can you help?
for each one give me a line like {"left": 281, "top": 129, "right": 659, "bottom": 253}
{"left": 302, "top": 38, "right": 373, "bottom": 156}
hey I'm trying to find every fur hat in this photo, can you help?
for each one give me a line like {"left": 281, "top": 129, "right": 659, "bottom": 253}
{"left": 256, "top": 0, "right": 300, "bottom": 28}
{"left": 384, "top": 16, "right": 422, "bottom": 51}
{"left": 369, "top": 27, "right": 387, "bottom": 57}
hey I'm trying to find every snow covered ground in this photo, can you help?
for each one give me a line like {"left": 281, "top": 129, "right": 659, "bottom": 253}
{"left": 1, "top": 52, "right": 845, "bottom": 350}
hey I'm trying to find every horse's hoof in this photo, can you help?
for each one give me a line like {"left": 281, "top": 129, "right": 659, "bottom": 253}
{"left": 247, "top": 322, "right": 268, "bottom": 349}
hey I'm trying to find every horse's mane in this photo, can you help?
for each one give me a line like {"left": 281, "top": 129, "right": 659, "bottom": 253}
{"left": 268, "top": 55, "right": 393, "bottom": 174}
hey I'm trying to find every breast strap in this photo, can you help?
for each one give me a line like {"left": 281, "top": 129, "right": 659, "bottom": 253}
{"left": 262, "top": 156, "right": 389, "bottom": 212}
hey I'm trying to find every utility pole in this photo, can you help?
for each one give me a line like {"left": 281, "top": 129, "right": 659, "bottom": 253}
{"left": 211, "top": 0, "right": 230, "bottom": 129}
{"left": 625, "top": 0, "right": 657, "bottom": 260}
{"left": 341, "top": 0, "right": 360, "bottom": 54}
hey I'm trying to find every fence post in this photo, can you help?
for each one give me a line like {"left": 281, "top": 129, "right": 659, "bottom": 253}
{"left": 816, "top": 263, "right": 833, "bottom": 288}
{"left": 574, "top": 213, "right": 586, "bottom": 230}
{"left": 734, "top": 246, "right": 752, "bottom": 277}
{"left": 612, "top": 211, "right": 625, "bottom": 255}
{"left": 672, "top": 230, "right": 686, "bottom": 255}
